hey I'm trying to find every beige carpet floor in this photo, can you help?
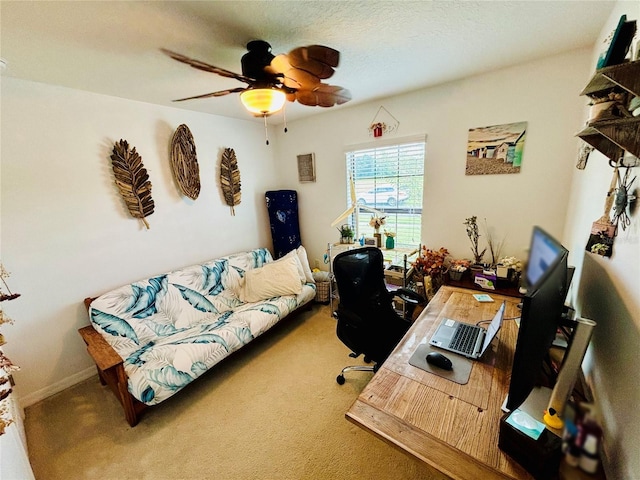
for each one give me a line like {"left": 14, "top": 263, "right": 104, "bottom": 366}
{"left": 24, "top": 304, "right": 443, "bottom": 480}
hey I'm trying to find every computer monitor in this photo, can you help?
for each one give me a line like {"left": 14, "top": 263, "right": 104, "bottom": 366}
{"left": 505, "top": 227, "right": 569, "bottom": 411}
{"left": 525, "top": 226, "right": 565, "bottom": 292}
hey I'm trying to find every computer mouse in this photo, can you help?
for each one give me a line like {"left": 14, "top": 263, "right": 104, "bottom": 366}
{"left": 426, "top": 352, "right": 453, "bottom": 370}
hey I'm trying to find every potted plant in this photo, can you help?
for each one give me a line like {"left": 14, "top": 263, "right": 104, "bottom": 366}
{"left": 337, "top": 224, "right": 355, "bottom": 244}
{"left": 464, "top": 216, "right": 487, "bottom": 266}
{"left": 448, "top": 259, "right": 470, "bottom": 281}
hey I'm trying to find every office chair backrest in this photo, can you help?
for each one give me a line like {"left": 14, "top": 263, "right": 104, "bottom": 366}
{"left": 333, "top": 246, "right": 411, "bottom": 365}
{"left": 333, "top": 247, "right": 390, "bottom": 314}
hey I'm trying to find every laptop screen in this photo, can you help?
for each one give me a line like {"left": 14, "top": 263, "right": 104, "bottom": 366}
{"left": 481, "top": 302, "right": 506, "bottom": 354}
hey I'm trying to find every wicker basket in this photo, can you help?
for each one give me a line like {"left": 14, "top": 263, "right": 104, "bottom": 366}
{"left": 315, "top": 281, "right": 331, "bottom": 303}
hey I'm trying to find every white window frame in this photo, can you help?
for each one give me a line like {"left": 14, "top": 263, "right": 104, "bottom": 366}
{"left": 344, "top": 135, "right": 426, "bottom": 247}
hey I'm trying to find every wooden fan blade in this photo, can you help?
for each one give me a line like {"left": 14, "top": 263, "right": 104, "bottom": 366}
{"left": 287, "top": 46, "right": 338, "bottom": 79}
{"left": 306, "top": 45, "right": 340, "bottom": 68}
{"left": 284, "top": 68, "right": 322, "bottom": 90}
{"left": 270, "top": 54, "right": 320, "bottom": 89}
{"left": 172, "top": 87, "right": 248, "bottom": 102}
{"left": 295, "top": 85, "right": 351, "bottom": 107}
{"left": 161, "top": 48, "right": 254, "bottom": 84}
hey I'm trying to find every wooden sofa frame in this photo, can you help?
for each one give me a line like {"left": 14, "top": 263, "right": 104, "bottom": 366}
{"left": 79, "top": 297, "right": 146, "bottom": 426}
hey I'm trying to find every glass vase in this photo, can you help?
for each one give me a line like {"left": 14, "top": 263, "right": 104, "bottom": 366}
{"left": 385, "top": 235, "right": 395, "bottom": 249}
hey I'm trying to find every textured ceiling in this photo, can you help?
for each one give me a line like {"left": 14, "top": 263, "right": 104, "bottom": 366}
{"left": 0, "top": 1, "right": 618, "bottom": 123}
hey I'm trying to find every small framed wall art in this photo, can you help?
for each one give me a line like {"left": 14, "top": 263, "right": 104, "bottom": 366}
{"left": 297, "top": 153, "right": 316, "bottom": 182}
{"left": 466, "top": 121, "right": 527, "bottom": 176}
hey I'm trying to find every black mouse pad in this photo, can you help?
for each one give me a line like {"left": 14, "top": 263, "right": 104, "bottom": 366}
{"left": 408, "top": 343, "right": 473, "bottom": 385}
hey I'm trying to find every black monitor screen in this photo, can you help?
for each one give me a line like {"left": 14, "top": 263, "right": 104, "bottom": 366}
{"left": 525, "top": 226, "right": 564, "bottom": 290}
{"left": 506, "top": 227, "right": 569, "bottom": 411}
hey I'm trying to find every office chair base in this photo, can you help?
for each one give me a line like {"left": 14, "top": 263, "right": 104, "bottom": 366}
{"left": 336, "top": 364, "right": 379, "bottom": 385}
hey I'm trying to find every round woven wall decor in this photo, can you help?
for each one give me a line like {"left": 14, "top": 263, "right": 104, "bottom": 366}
{"left": 170, "top": 124, "right": 201, "bottom": 200}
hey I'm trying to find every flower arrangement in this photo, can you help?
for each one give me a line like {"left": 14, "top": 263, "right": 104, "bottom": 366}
{"left": 369, "top": 215, "right": 386, "bottom": 231}
{"left": 498, "top": 256, "right": 523, "bottom": 272}
{"left": 383, "top": 229, "right": 396, "bottom": 238}
{"left": 413, "top": 246, "right": 450, "bottom": 278}
{"left": 450, "top": 259, "right": 470, "bottom": 273}
{"left": 464, "top": 216, "right": 486, "bottom": 265}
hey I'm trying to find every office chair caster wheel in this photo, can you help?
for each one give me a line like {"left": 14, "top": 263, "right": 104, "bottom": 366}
{"left": 336, "top": 374, "right": 346, "bottom": 385}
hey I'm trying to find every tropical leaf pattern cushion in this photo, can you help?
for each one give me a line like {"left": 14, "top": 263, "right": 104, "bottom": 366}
{"left": 89, "top": 248, "right": 315, "bottom": 405}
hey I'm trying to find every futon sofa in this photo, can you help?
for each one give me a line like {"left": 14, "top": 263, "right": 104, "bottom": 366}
{"left": 79, "top": 247, "right": 316, "bottom": 426}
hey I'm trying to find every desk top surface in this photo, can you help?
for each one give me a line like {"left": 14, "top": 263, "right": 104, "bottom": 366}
{"left": 345, "top": 286, "right": 532, "bottom": 480}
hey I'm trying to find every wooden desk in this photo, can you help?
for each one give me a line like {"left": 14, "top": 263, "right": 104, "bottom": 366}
{"left": 345, "top": 286, "right": 532, "bottom": 480}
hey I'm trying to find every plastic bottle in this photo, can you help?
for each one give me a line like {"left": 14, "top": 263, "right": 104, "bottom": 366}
{"left": 579, "top": 433, "right": 600, "bottom": 473}
{"left": 561, "top": 417, "right": 580, "bottom": 467}
{"left": 575, "top": 404, "right": 602, "bottom": 474}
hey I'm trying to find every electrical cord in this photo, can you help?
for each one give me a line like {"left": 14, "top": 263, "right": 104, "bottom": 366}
{"left": 476, "top": 316, "right": 520, "bottom": 326}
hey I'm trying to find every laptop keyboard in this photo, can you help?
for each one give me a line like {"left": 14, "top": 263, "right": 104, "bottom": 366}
{"left": 449, "top": 324, "right": 479, "bottom": 354}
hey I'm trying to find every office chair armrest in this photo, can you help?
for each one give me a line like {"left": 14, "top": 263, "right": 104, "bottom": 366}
{"left": 394, "top": 288, "right": 426, "bottom": 305}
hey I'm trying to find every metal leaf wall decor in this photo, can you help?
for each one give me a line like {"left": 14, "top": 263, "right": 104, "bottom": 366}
{"left": 220, "top": 148, "right": 241, "bottom": 216}
{"left": 170, "top": 124, "right": 200, "bottom": 200}
{"left": 110, "top": 139, "right": 155, "bottom": 229}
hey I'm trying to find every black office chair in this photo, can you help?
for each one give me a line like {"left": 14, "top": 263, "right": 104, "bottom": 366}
{"left": 333, "top": 247, "right": 426, "bottom": 384}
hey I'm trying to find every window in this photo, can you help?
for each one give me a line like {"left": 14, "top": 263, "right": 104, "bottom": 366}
{"left": 345, "top": 137, "right": 425, "bottom": 247}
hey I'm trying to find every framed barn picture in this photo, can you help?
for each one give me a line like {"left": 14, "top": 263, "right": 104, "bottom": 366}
{"left": 466, "top": 121, "right": 527, "bottom": 176}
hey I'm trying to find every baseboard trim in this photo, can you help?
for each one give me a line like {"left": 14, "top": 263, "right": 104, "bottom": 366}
{"left": 18, "top": 366, "right": 97, "bottom": 408}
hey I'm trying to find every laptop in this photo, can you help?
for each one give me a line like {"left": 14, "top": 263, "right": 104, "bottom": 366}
{"left": 429, "top": 301, "right": 506, "bottom": 359}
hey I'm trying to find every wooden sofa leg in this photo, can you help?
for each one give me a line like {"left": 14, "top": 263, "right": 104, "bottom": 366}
{"left": 115, "top": 364, "right": 138, "bottom": 427}
{"left": 97, "top": 368, "right": 107, "bottom": 386}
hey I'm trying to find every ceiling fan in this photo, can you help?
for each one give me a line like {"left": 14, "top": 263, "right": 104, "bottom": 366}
{"left": 161, "top": 40, "right": 351, "bottom": 118}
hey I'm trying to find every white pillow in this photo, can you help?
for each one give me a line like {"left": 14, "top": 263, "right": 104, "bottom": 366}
{"left": 296, "top": 245, "right": 315, "bottom": 284}
{"left": 282, "top": 249, "right": 306, "bottom": 284}
{"left": 240, "top": 255, "right": 303, "bottom": 303}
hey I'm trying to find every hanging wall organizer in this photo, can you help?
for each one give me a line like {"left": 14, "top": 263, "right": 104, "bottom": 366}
{"left": 368, "top": 106, "right": 399, "bottom": 138}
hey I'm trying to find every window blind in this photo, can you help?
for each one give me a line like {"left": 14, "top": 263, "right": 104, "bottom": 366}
{"left": 345, "top": 139, "right": 425, "bottom": 246}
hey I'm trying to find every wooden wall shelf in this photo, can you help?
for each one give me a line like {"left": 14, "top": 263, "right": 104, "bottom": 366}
{"left": 577, "top": 61, "right": 640, "bottom": 162}
{"left": 576, "top": 117, "right": 640, "bottom": 162}
{"left": 580, "top": 60, "right": 640, "bottom": 98}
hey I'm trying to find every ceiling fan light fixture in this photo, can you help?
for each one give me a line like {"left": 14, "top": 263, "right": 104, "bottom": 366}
{"left": 240, "top": 88, "right": 286, "bottom": 116}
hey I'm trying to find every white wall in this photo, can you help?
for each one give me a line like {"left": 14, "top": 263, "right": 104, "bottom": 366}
{"left": 1, "top": 78, "right": 280, "bottom": 405}
{"left": 563, "top": 3, "right": 640, "bottom": 478}
{"left": 274, "top": 49, "right": 592, "bottom": 268}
